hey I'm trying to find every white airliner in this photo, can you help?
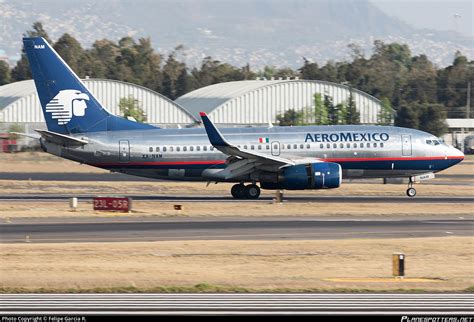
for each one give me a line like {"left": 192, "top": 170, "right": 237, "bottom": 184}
{"left": 22, "top": 37, "right": 464, "bottom": 199}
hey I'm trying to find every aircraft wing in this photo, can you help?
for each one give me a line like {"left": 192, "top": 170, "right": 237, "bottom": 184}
{"left": 35, "top": 129, "right": 89, "bottom": 146}
{"left": 200, "top": 112, "right": 294, "bottom": 179}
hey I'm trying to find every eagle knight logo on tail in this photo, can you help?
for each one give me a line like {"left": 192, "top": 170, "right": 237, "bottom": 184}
{"left": 45, "top": 90, "right": 90, "bottom": 125}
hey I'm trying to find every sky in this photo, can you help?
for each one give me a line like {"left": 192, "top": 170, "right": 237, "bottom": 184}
{"left": 371, "top": 0, "right": 473, "bottom": 37}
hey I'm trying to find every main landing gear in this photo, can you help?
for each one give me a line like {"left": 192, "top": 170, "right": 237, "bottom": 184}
{"left": 406, "top": 178, "right": 416, "bottom": 198}
{"left": 231, "top": 183, "right": 261, "bottom": 199}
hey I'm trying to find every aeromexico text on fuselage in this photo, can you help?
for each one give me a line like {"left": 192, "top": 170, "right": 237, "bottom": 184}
{"left": 304, "top": 132, "right": 390, "bottom": 143}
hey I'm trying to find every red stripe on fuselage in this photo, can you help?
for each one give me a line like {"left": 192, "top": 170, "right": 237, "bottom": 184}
{"left": 323, "top": 156, "right": 464, "bottom": 162}
{"left": 89, "top": 156, "right": 463, "bottom": 167}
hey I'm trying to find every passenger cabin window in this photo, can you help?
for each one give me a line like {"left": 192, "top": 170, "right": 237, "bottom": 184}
{"left": 373, "top": 143, "right": 377, "bottom": 148}
{"left": 210, "top": 146, "right": 214, "bottom": 151}
{"left": 183, "top": 146, "right": 187, "bottom": 152}
{"left": 346, "top": 143, "right": 351, "bottom": 148}
{"left": 177, "top": 147, "right": 180, "bottom": 152}
{"left": 196, "top": 146, "right": 200, "bottom": 151}
{"left": 360, "top": 143, "right": 364, "bottom": 148}
{"left": 156, "top": 147, "right": 160, "bottom": 152}
{"left": 266, "top": 145, "right": 270, "bottom": 150}
{"left": 306, "top": 144, "right": 310, "bottom": 149}
{"left": 333, "top": 143, "right": 337, "bottom": 148}
{"left": 163, "top": 147, "right": 167, "bottom": 152}
{"left": 149, "top": 147, "right": 153, "bottom": 152}
{"left": 300, "top": 144, "right": 304, "bottom": 149}
{"left": 320, "top": 143, "right": 324, "bottom": 149}
{"left": 380, "top": 143, "right": 384, "bottom": 148}
{"left": 339, "top": 143, "right": 344, "bottom": 148}
{"left": 169, "top": 147, "right": 174, "bottom": 152}
{"left": 353, "top": 143, "right": 357, "bottom": 148}
{"left": 251, "top": 145, "right": 255, "bottom": 150}
{"left": 258, "top": 145, "right": 262, "bottom": 150}
{"left": 326, "top": 143, "right": 330, "bottom": 149}
{"left": 203, "top": 146, "right": 207, "bottom": 151}
{"left": 287, "top": 144, "right": 291, "bottom": 149}
{"left": 367, "top": 143, "right": 371, "bottom": 148}
{"left": 244, "top": 145, "right": 248, "bottom": 149}
{"left": 190, "top": 146, "right": 194, "bottom": 151}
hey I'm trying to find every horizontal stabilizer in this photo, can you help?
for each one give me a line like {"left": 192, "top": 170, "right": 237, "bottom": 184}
{"left": 9, "top": 132, "right": 41, "bottom": 140}
{"left": 35, "top": 129, "right": 88, "bottom": 146}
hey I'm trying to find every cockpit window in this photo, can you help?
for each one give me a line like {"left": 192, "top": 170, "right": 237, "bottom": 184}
{"left": 426, "top": 139, "right": 442, "bottom": 146}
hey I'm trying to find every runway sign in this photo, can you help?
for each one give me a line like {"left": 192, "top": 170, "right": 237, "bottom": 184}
{"left": 93, "top": 197, "right": 132, "bottom": 212}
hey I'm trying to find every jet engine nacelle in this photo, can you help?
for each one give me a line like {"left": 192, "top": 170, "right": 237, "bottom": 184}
{"left": 260, "top": 162, "right": 342, "bottom": 190}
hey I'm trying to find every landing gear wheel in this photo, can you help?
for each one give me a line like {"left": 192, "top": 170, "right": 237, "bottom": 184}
{"left": 406, "top": 187, "right": 416, "bottom": 197}
{"left": 245, "top": 184, "right": 261, "bottom": 199}
{"left": 231, "top": 184, "right": 246, "bottom": 199}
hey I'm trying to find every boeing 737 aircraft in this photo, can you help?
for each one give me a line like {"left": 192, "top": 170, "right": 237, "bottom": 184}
{"left": 21, "top": 37, "right": 464, "bottom": 199}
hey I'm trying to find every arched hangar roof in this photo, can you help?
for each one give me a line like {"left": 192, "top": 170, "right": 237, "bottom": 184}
{"left": 175, "top": 80, "right": 385, "bottom": 125}
{"left": 0, "top": 79, "right": 197, "bottom": 125}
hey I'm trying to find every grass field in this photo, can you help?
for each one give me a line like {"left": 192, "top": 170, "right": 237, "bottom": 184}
{"left": 1, "top": 237, "right": 472, "bottom": 293}
{"left": 1, "top": 199, "right": 472, "bottom": 219}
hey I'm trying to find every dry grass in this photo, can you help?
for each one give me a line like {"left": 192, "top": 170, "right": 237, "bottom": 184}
{"left": 1, "top": 237, "right": 472, "bottom": 292}
{"left": 1, "top": 200, "right": 473, "bottom": 219}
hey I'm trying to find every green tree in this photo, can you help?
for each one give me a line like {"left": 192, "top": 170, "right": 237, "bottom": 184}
{"left": 345, "top": 91, "right": 360, "bottom": 124}
{"left": 336, "top": 103, "right": 348, "bottom": 124}
{"left": 395, "top": 104, "right": 419, "bottom": 129}
{"left": 377, "top": 97, "right": 393, "bottom": 125}
{"left": 418, "top": 103, "right": 448, "bottom": 136}
{"left": 437, "top": 52, "right": 473, "bottom": 109}
{"left": 313, "top": 93, "right": 328, "bottom": 125}
{"left": 0, "top": 61, "right": 11, "bottom": 85}
{"left": 325, "top": 95, "right": 339, "bottom": 125}
{"left": 53, "top": 33, "right": 85, "bottom": 75}
{"left": 192, "top": 57, "right": 245, "bottom": 89}
{"left": 402, "top": 54, "right": 437, "bottom": 103}
{"left": 276, "top": 109, "right": 304, "bottom": 126}
{"left": 361, "top": 41, "right": 411, "bottom": 106}
{"left": 119, "top": 96, "right": 147, "bottom": 123}
{"left": 298, "top": 58, "right": 321, "bottom": 80}
{"left": 318, "top": 61, "right": 339, "bottom": 83}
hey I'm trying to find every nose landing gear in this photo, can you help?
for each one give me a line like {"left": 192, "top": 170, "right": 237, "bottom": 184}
{"left": 231, "top": 183, "right": 261, "bottom": 199}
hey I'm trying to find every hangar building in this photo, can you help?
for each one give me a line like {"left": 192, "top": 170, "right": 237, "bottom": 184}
{"left": 0, "top": 78, "right": 197, "bottom": 130}
{"left": 175, "top": 79, "right": 385, "bottom": 125}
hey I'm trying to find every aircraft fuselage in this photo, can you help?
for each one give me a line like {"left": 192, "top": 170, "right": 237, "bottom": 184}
{"left": 44, "top": 124, "right": 464, "bottom": 183}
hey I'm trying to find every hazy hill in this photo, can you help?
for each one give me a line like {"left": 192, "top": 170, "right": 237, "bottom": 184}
{"left": 0, "top": 0, "right": 471, "bottom": 68}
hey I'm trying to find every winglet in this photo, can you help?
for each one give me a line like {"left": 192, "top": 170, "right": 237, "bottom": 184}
{"left": 200, "top": 112, "right": 230, "bottom": 147}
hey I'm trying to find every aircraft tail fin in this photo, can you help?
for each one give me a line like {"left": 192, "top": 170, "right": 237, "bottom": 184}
{"left": 23, "top": 37, "right": 156, "bottom": 134}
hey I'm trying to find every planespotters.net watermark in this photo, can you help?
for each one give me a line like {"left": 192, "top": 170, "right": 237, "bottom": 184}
{"left": 402, "top": 317, "right": 474, "bottom": 322}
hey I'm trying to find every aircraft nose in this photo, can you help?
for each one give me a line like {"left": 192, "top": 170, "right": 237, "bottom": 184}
{"left": 450, "top": 146, "right": 464, "bottom": 162}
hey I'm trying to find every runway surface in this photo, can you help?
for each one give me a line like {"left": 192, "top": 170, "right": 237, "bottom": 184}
{"left": 1, "top": 293, "right": 472, "bottom": 315}
{"left": 1, "top": 218, "right": 472, "bottom": 243}
{"left": 2, "top": 194, "right": 473, "bottom": 203}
